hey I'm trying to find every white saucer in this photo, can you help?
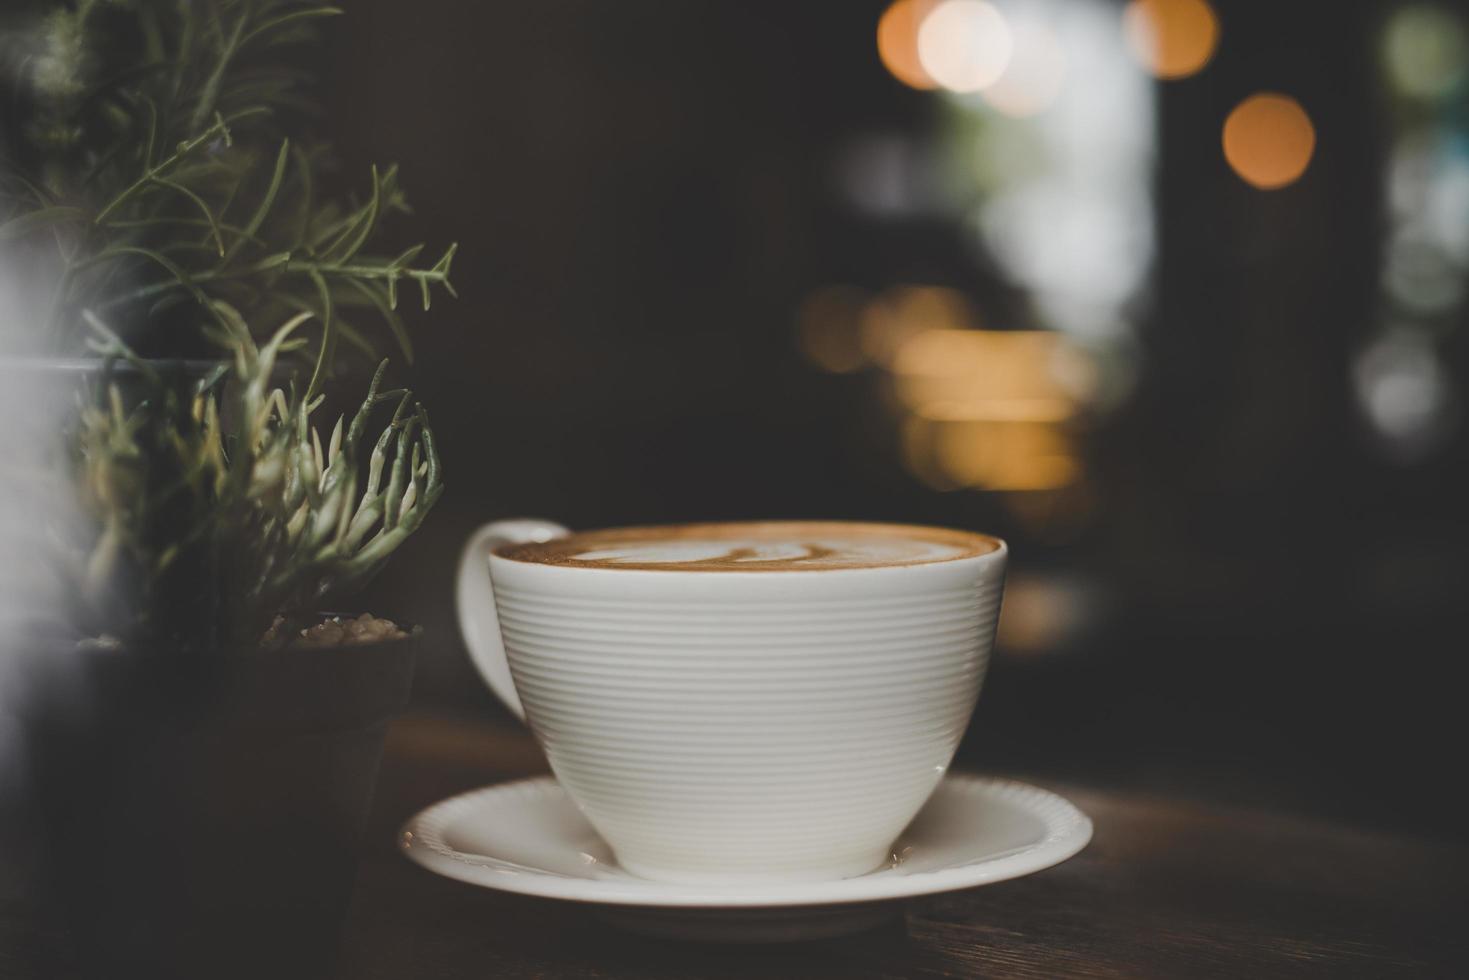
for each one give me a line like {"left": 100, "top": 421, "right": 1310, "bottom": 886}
{"left": 400, "top": 774, "right": 1092, "bottom": 942}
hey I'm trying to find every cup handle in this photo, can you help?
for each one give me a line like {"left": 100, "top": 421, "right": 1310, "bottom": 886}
{"left": 455, "top": 518, "right": 571, "bottom": 720}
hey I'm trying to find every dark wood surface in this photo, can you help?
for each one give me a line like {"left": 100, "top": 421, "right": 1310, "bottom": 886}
{"left": 334, "top": 711, "right": 1469, "bottom": 979}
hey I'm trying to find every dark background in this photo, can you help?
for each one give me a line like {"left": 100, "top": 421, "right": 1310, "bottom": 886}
{"left": 317, "top": 1, "right": 1469, "bottom": 839}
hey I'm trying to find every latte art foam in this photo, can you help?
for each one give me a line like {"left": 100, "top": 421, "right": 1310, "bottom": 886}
{"left": 573, "top": 538, "right": 966, "bottom": 568}
{"left": 494, "top": 522, "right": 998, "bottom": 572}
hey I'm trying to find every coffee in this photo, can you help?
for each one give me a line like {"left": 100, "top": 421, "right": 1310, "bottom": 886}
{"left": 493, "top": 520, "right": 999, "bottom": 572}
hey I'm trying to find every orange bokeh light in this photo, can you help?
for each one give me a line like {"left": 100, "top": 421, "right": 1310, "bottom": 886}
{"left": 892, "top": 329, "right": 1084, "bottom": 491}
{"left": 1222, "top": 93, "right": 1316, "bottom": 190}
{"left": 917, "top": 0, "right": 1013, "bottom": 93}
{"left": 892, "top": 329, "right": 1076, "bottom": 422}
{"left": 797, "top": 286, "right": 868, "bottom": 373}
{"left": 1123, "top": 0, "right": 1220, "bottom": 80}
{"left": 878, "top": 0, "right": 939, "bottom": 90}
{"left": 860, "top": 286, "right": 976, "bottom": 367}
{"left": 935, "top": 420, "right": 1077, "bottom": 491}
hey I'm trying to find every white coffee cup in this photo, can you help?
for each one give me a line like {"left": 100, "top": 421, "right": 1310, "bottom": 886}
{"left": 455, "top": 520, "right": 1007, "bottom": 885}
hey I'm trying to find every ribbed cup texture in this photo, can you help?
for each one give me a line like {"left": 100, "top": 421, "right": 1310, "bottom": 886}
{"left": 492, "top": 560, "right": 1005, "bottom": 885}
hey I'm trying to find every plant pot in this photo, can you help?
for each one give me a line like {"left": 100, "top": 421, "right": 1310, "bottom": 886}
{"left": 19, "top": 617, "right": 417, "bottom": 980}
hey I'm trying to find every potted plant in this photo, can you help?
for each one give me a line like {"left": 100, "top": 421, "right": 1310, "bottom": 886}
{"left": 0, "top": 3, "right": 455, "bottom": 976}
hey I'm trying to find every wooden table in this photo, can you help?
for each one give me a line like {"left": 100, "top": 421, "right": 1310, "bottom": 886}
{"left": 335, "top": 711, "right": 1469, "bottom": 979}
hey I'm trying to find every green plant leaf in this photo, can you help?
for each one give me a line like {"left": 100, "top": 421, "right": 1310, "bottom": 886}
{"left": 224, "top": 138, "right": 290, "bottom": 264}
{"left": 240, "top": 7, "right": 345, "bottom": 49}
{"left": 93, "top": 112, "right": 237, "bottom": 225}
{"left": 0, "top": 207, "right": 88, "bottom": 241}
{"left": 305, "top": 268, "right": 335, "bottom": 400}
{"left": 0, "top": 170, "right": 55, "bottom": 208}
{"left": 333, "top": 316, "right": 377, "bottom": 359}
{"left": 346, "top": 278, "right": 412, "bottom": 363}
{"left": 319, "top": 165, "right": 386, "bottom": 264}
{"left": 291, "top": 143, "right": 317, "bottom": 248}
{"left": 189, "top": 13, "right": 247, "bottom": 132}
{"left": 109, "top": 217, "right": 266, "bottom": 248}
{"left": 259, "top": 311, "right": 316, "bottom": 382}
{"left": 148, "top": 177, "right": 225, "bottom": 255}
{"left": 141, "top": 95, "right": 160, "bottom": 169}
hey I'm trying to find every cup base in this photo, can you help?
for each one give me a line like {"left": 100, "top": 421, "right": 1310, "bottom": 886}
{"left": 615, "top": 850, "right": 892, "bottom": 886}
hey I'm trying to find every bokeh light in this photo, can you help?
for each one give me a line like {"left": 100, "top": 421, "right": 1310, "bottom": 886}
{"left": 1384, "top": 231, "right": 1466, "bottom": 314}
{"left": 1383, "top": 5, "right": 1468, "bottom": 101}
{"left": 934, "top": 419, "right": 1078, "bottom": 490}
{"left": 977, "top": 184, "right": 1153, "bottom": 340}
{"left": 878, "top": 0, "right": 940, "bottom": 90}
{"left": 819, "top": 284, "right": 1095, "bottom": 494}
{"left": 1222, "top": 93, "right": 1316, "bottom": 190}
{"left": 958, "top": 1, "right": 1156, "bottom": 346}
{"left": 1122, "top": 0, "right": 1220, "bottom": 80}
{"left": 901, "top": 416, "right": 961, "bottom": 491}
{"left": 836, "top": 134, "right": 937, "bottom": 216}
{"left": 1353, "top": 328, "right": 1454, "bottom": 459}
{"left": 917, "top": 0, "right": 1013, "bottom": 94}
{"left": 982, "top": 19, "right": 1069, "bottom": 117}
{"left": 995, "top": 573, "right": 1098, "bottom": 656}
{"left": 892, "top": 329, "right": 1076, "bottom": 421}
{"left": 796, "top": 286, "right": 870, "bottom": 373}
{"left": 889, "top": 326, "right": 1087, "bottom": 491}
{"left": 859, "top": 285, "right": 976, "bottom": 367}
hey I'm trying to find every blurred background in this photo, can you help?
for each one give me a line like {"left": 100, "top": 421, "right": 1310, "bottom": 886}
{"left": 327, "top": 0, "right": 1469, "bottom": 839}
